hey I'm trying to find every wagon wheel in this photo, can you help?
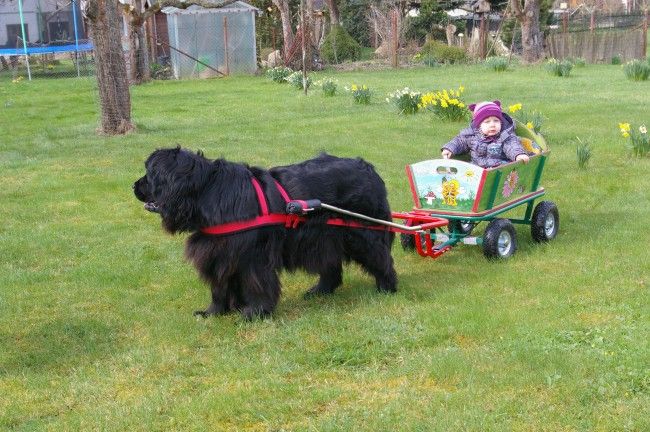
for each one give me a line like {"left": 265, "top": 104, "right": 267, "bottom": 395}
{"left": 531, "top": 201, "right": 559, "bottom": 242}
{"left": 482, "top": 218, "right": 517, "bottom": 259}
{"left": 400, "top": 231, "right": 428, "bottom": 251}
{"left": 449, "top": 220, "right": 476, "bottom": 235}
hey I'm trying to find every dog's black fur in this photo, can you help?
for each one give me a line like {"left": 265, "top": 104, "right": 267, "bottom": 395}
{"left": 133, "top": 147, "right": 397, "bottom": 319}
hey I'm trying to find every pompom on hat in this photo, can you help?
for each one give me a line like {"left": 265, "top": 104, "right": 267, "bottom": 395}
{"left": 469, "top": 100, "right": 503, "bottom": 129}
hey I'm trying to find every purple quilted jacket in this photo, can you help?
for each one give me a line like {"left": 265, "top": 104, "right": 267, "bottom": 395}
{"left": 441, "top": 113, "right": 526, "bottom": 168}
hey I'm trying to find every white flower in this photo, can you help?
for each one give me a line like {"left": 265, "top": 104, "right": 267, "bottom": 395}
{"left": 640, "top": 125, "right": 647, "bottom": 134}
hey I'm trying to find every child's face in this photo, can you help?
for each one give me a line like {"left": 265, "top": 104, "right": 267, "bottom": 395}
{"left": 480, "top": 116, "right": 502, "bottom": 137}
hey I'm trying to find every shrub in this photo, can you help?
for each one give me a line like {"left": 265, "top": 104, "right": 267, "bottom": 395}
{"left": 485, "top": 56, "right": 509, "bottom": 72}
{"left": 315, "top": 77, "right": 338, "bottom": 96}
{"left": 266, "top": 66, "right": 293, "bottom": 83}
{"left": 419, "top": 86, "right": 469, "bottom": 121}
{"left": 386, "top": 87, "right": 422, "bottom": 115}
{"left": 320, "top": 26, "right": 362, "bottom": 64}
{"left": 611, "top": 55, "right": 622, "bottom": 65}
{"left": 575, "top": 137, "right": 592, "bottom": 169}
{"left": 545, "top": 58, "right": 573, "bottom": 77}
{"left": 286, "top": 71, "right": 312, "bottom": 90}
{"left": 419, "top": 40, "right": 467, "bottom": 64}
{"left": 150, "top": 62, "right": 171, "bottom": 80}
{"left": 508, "top": 103, "right": 544, "bottom": 134}
{"left": 572, "top": 57, "right": 586, "bottom": 67}
{"left": 623, "top": 59, "right": 650, "bottom": 81}
{"left": 346, "top": 84, "right": 371, "bottom": 104}
{"left": 619, "top": 122, "right": 650, "bottom": 157}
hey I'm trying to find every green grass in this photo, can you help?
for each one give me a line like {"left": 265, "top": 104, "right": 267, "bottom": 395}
{"left": 1, "top": 64, "right": 649, "bottom": 431}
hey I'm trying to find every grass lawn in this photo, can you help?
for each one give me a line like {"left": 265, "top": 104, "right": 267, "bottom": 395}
{"left": 1, "top": 63, "right": 649, "bottom": 431}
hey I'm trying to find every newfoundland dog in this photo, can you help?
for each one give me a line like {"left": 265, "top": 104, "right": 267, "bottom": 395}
{"left": 133, "top": 147, "right": 397, "bottom": 319}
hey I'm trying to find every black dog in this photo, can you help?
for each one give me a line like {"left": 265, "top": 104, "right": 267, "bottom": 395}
{"left": 133, "top": 147, "right": 397, "bottom": 319}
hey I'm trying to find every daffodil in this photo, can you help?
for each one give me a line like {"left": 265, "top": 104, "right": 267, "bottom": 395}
{"left": 351, "top": 84, "right": 358, "bottom": 92}
{"left": 618, "top": 122, "right": 631, "bottom": 132}
{"left": 526, "top": 121, "right": 534, "bottom": 129}
{"left": 622, "top": 132, "right": 630, "bottom": 138}
{"left": 639, "top": 125, "right": 647, "bottom": 134}
{"left": 508, "top": 103, "right": 522, "bottom": 113}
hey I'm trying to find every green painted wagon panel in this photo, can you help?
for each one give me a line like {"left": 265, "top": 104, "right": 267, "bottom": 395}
{"left": 407, "top": 120, "right": 549, "bottom": 216}
{"left": 475, "top": 155, "right": 545, "bottom": 212}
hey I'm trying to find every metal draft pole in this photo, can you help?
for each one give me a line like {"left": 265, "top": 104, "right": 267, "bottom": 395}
{"left": 72, "top": 0, "right": 81, "bottom": 77}
{"left": 17, "top": 0, "right": 32, "bottom": 80}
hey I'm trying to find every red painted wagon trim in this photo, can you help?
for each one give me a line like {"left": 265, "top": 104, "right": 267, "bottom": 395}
{"left": 405, "top": 165, "right": 421, "bottom": 209}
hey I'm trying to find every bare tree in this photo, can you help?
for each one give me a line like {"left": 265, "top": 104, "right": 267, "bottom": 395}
{"left": 324, "top": 0, "right": 340, "bottom": 26}
{"left": 271, "top": 0, "right": 294, "bottom": 59}
{"left": 121, "top": 0, "right": 154, "bottom": 84}
{"left": 510, "top": 0, "right": 544, "bottom": 62}
{"left": 82, "top": 0, "right": 134, "bottom": 134}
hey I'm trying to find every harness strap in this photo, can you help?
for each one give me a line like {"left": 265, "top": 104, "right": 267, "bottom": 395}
{"left": 274, "top": 180, "right": 291, "bottom": 203}
{"left": 250, "top": 177, "right": 269, "bottom": 216}
{"left": 200, "top": 176, "right": 391, "bottom": 236}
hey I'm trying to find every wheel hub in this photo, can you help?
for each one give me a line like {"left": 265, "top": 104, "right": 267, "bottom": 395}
{"left": 544, "top": 213, "right": 556, "bottom": 237}
{"left": 498, "top": 231, "right": 512, "bottom": 256}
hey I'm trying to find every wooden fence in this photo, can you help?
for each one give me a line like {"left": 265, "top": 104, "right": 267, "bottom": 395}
{"left": 546, "top": 29, "right": 645, "bottom": 62}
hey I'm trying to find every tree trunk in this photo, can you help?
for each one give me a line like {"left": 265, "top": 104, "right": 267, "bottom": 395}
{"left": 84, "top": 0, "right": 134, "bottom": 135}
{"left": 128, "top": 21, "right": 151, "bottom": 83}
{"left": 125, "top": 0, "right": 151, "bottom": 84}
{"left": 511, "top": 0, "right": 544, "bottom": 62}
{"left": 324, "top": 0, "right": 340, "bottom": 27}
{"left": 271, "top": 0, "right": 294, "bottom": 59}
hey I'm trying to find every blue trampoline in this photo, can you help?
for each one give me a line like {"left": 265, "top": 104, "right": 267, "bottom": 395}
{"left": 0, "top": 42, "right": 93, "bottom": 56}
{"left": 1, "top": 0, "right": 91, "bottom": 79}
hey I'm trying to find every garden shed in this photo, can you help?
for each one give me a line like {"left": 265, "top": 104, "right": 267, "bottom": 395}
{"left": 161, "top": 1, "right": 260, "bottom": 79}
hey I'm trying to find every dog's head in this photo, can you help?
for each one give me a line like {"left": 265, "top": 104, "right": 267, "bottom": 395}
{"left": 133, "top": 147, "right": 210, "bottom": 233}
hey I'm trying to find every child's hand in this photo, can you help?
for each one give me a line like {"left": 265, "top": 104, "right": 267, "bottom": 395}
{"left": 441, "top": 149, "right": 452, "bottom": 159}
{"left": 516, "top": 154, "right": 530, "bottom": 164}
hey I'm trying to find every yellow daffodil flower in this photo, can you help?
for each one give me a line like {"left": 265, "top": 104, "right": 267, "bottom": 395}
{"left": 526, "top": 121, "right": 534, "bottom": 129}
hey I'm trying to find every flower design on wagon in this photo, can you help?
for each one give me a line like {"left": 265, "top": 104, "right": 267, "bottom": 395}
{"left": 502, "top": 170, "right": 519, "bottom": 198}
{"left": 442, "top": 179, "right": 461, "bottom": 206}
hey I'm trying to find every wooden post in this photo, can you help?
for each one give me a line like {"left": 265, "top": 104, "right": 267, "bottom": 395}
{"left": 223, "top": 16, "right": 229, "bottom": 75}
{"left": 562, "top": 11, "right": 568, "bottom": 59}
{"left": 478, "top": 13, "right": 480, "bottom": 60}
{"left": 391, "top": 8, "right": 398, "bottom": 68}
{"left": 643, "top": 7, "right": 648, "bottom": 59}
{"left": 300, "top": 0, "right": 307, "bottom": 95}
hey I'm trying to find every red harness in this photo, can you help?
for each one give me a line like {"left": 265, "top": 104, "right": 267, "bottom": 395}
{"left": 200, "top": 178, "right": 390, "bottom": 235}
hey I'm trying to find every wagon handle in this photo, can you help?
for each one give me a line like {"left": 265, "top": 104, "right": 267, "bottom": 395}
{"left": 286, "top": 200, "right": 445, "bottom": 232}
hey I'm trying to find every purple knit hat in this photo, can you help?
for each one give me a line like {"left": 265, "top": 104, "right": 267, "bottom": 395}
{"left": 469, "top": 100, "right": 503, "bottom": 129}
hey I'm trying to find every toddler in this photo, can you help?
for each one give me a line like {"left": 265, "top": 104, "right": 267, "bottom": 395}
{"left": 441, "top": 100, "right": 529, "bottom": 168}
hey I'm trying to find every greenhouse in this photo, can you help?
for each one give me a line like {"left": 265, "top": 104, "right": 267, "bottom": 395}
{"left": 161, "top": 1, "right": 260, "bottom": 79}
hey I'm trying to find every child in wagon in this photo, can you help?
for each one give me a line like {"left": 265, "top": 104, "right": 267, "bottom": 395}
{"left": 441, "top": 100, "right": 530, "bottom": 168}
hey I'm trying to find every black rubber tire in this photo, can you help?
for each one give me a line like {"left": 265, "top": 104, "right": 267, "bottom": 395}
{"left": 449, "top": 220, "right": 476, "bottom": 235}
{"left": 400, "top": 232, "right": 416, "bottom": 250}
{"left": 531, "top": 201, "right": 559, "bottom": 243}
{"left": 482, "top": 218, "right": 517, "bottom": 259}
{"left": 400, "top": 231, "right": 429, "bottom": 251}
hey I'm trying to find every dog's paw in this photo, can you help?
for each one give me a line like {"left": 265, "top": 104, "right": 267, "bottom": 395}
{"left": 193, "top": 309, "right": 213, "bottom": 318}
{"left": 193, "top": 301, "right": 228, "bottom": 318}
{"left": 303, "top": 284, "right": 335, "bottom": 299}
